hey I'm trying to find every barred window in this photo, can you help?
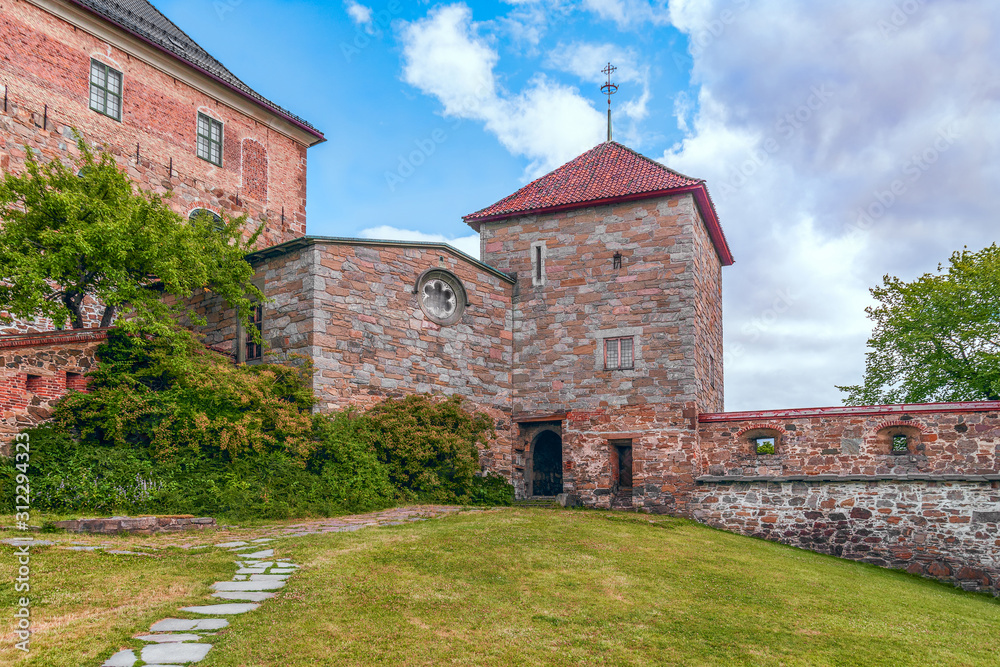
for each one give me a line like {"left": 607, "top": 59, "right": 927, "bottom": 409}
{"left": 197, "top": 113, "right": 223, "bottom": 166}
{"left": 604, "top": 337, "right": 634, "bottom": 370}
{"left": 89, "top": 59, "right": 122, "bottom": 121}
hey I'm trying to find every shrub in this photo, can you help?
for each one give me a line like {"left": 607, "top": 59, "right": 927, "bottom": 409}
{"left": 361, "top": 394, "right": 495, "bottom": 502}
{"left": 0, "top": 331, "right": 513, "bottom": 518}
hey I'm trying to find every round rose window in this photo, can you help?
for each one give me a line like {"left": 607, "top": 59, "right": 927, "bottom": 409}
{"left": 415, "top": 269, "right": 466, "bottom": 325}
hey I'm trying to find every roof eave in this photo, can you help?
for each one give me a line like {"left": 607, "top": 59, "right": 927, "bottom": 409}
{"left": 65, "top": 0, "right": 325, "bottom": 146}
{"left": 464, "top": 185, "right": 735, "bottom": 267}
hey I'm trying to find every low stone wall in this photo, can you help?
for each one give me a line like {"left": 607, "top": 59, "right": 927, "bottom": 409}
{"left": 0, "top": 329, "right": 108, "bottom": 453}
{"left": 52, "top": 516, "right": 217, "bottom": 535}
{"left": 691, "top": 478, "right": 1000, "bottom": 595}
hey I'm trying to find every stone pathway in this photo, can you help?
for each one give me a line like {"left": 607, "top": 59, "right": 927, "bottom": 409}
{"left": 96, "top": 506, "right": 464, "bottom": 666}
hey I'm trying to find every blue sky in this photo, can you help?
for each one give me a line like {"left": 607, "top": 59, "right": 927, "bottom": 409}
{"left": 157, "top": 0, "right": 1000, "bottom": 412}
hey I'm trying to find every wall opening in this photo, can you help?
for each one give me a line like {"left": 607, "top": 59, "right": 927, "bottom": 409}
{"left": 532, "top": 430, "right": 563, "bottom": 496}
{"left": 610, "top": 438, "right": 633, "bottom": 492}
{"left": 874, "top": 424, "right": 924, "bottom": 455}
{"left": 739, "top": 427, "right": 783, "bottom": 456}
{"left": 25, "top": 374, "right": 42, "bottom": 393}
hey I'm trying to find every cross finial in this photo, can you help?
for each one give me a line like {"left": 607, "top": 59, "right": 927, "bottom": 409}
{"left": 601, "top": 62, "right": 618, "bottom": 142}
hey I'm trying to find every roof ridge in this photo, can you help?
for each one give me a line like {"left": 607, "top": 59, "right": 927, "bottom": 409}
{"left": 608, "top": 141, "right": 704, "bottom": 185}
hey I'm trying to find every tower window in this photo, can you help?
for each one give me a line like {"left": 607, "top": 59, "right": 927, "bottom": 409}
{"left": 613, "top": 251, "right": 622, "bottom": 270}
{"left": 604, "top": 337, "right": 634, "bottom": 370}
{"left": 189, "top": 208, "right": 224, "bottom": 231}
{"left": 892, "top": 434, "right": 908, "bottom": 453}
{"left": 89, "top": 59, "right": 122, "bottom": 121}
{"left": 197, "top": 113, "right": 223, "bottom": 166}
{"left": 531, "top": 241, "right": 546, "bottom": 286}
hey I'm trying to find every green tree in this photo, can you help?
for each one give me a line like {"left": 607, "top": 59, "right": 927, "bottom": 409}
{"left": 0, "top": 139, "right": 263, "bottom": 339}
{"left": 838, "top": 244, "right": 1000, "bottom": 405}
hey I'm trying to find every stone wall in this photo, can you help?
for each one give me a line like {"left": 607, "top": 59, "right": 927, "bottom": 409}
{"left": 691, "top": 479, "right": 1000, "bottom": 595}
{"left": 693, "top": 403, "right": 1000, "bottom": 595}
{"left": 480, "top": 193, "right": 724, "bottom": 507}
{"left": 0, "top": 328, "right": 107, "bottom": 452}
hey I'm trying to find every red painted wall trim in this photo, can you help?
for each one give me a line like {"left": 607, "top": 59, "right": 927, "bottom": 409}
{"left": 0, "top": 328, "right": 113, "bottom": 350}
{"left": 699, "top": 401, "right": 1000, "bottom": 423}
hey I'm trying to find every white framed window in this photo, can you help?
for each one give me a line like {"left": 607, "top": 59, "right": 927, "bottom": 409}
{"left": 89, "top": 59, "right": 122, "bottom": 121}
{"left": 197, "top": 112, "right": 223, "bottom": 166}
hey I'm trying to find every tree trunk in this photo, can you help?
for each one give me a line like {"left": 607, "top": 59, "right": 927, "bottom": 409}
{"left": 99, "top": 304, "right": 116, "bottom": 328}
{"left": 63, "top": 293, "right": 85, "bottom": 329}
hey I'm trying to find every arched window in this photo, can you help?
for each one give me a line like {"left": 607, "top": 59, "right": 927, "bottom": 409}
{"left": 189, "top": 208, "right": 223, "bottom": 231}
{"left": 874, "top": 424, "right": 924, "bottom": 455}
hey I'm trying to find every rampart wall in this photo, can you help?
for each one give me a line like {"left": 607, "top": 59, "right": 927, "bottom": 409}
{"left": 693, "top": 403, "right": 1000, "bottom": 595}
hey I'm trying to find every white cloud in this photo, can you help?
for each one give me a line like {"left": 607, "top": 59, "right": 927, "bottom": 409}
{"left": 344, "top": 0, "right": 373, "bottom": 29}
{"left": 400, "top": 4, "right": 604, "bottom": 177}
{"left": 360, "top": 225, "right": 481, "bottom": 260}
{"left": 580, "top": 0, "right": 671, "bottom": 28}
{"left": 662, "top": 0, "right": 1000, "bottom": 410}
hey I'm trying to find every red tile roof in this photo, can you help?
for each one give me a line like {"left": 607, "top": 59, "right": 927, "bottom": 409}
{"left": 463, "top": 141, "right": 733, "bottom": 265}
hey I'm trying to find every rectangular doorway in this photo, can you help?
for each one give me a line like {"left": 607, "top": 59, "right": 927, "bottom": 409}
{"left": 610, "top": 438, "right": 633, "bottom": 490}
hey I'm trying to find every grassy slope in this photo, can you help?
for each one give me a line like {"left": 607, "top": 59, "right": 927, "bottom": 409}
{"left": 200, "top": 509, "right": 1000, "bottom": 667}
{"left": 0, "top": 545, "right": 232, "bottom": 666}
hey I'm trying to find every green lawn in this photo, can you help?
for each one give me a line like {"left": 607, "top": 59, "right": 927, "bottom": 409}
{"left": 3, "top": 508, "right": 999, "bottom": 666}
{"left": 200, "top": 509, "right": 999, "bottom": 666}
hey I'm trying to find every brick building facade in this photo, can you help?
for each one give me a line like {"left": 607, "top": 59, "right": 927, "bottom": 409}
{"left": 2, "top": 0, "right": 998, "bottom": 596}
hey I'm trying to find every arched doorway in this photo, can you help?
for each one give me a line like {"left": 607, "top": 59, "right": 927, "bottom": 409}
{"left": 532, "top": 430, "right": 563, "bottom": 496}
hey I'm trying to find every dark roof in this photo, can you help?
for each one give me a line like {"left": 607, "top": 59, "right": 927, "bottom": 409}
{"left": 464, "top": 141, "right": 734, "bottom": 266}
{"left": 70, "top": 0, "right": 323, "bottom": 142}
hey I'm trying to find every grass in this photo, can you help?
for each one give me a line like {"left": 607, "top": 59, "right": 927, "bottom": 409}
{"left": 197, "top": 509, "right": 1000, "bottom": 666}
{"left": 1, "top": 508, "right": 998, "bottom": 666}
{"left": 0, "top": 542, "right": 232, "bottom": 666}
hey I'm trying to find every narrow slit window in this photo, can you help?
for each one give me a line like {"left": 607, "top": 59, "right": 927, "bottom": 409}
{"left": 245, "top": 303, "right": 263, "bottom": 362}
{"left": 197, "top": 113, "right": 223, "bottom": 166}
{"left": 534, "top": 245, "right": 543, "bottom": 282}
{"left": 604, "top": 337, "right": 634, "bottom": 370}
{"left": 89, "top": 59, "right": 123, "bottom": 121}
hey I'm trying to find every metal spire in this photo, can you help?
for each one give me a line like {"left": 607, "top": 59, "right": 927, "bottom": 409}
{"left": 601, "top": 62, "right": 618, "bottom": 143}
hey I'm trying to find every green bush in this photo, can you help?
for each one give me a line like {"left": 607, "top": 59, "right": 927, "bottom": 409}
{"left": 0, "top": 330, "right": 513, "bottom": 519}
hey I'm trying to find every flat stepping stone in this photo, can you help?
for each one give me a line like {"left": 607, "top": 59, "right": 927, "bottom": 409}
{"left": 212, "top": 591, "right": 276, "bottom": 602}
{"left": 180, "top": 603, "right": 259, "bottom": 615}
{"left": 242, "top": 561, "right": 273, "bottom": 568}
{"left": 248, "top": 574, "right": 289, "bottom": 581}
{"left": 214, "top": 541, "right": 248, "bottom": 548}
{"left": 135, "top": 633, "right": 203, "bottom": 643}
{"left": 251, "top": 538, "right": 273, "bottom": 543}
{"left": 64, "top": 545, "right": 103, "bottom": 551}
{"left": 212, "top": 580, "right": 285, "bottom": 591}
{"left": 102, "top": 649, "right": 137, "bottom": 666}
{"left": 233, "top": 575, "right": 247, "bottom": 581}
{"left": 1, "top": 538, "right": 56, "bottom": 546}
{"left": 235, "top": 567, "right": 267, "bottom": 575}
{"left": 151, "top": 619, "right": 229, "bottom": 632}
{"left": 141, "top": 642, "right": 212, "bottom": 663}
{"left": 242, "top": 549, "right": 274, "bottom": 559}
{"left": 269, "top": 568, "right": 296, "bottom": 574}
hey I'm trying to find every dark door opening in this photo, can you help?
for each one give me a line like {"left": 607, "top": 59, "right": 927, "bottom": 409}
{"left": 532, "top": 431, "right": 563, "bottom": 496}
{"left": 611, "top": 439, "right": 633, "bottom": 493}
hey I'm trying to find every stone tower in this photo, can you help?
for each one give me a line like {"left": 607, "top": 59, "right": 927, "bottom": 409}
{"left": 465, "top": 141, "right": 733, "bottom": 511}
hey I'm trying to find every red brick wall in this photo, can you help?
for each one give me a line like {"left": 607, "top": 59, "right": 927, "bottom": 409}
{"left": 0, "top": 1, "right": 311, "bottom": 335}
